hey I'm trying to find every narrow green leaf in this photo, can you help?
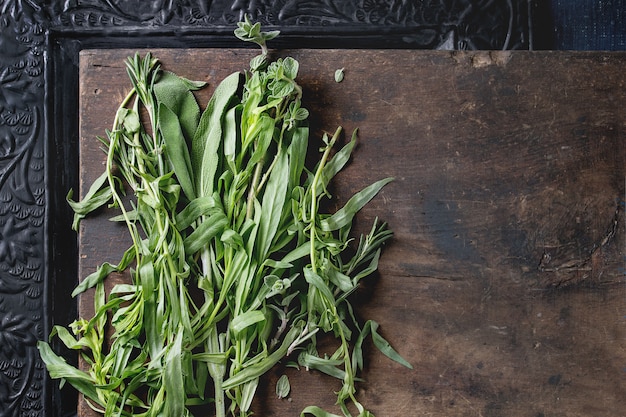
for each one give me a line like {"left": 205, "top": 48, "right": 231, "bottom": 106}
{"left": 351, "top": 249, "right": 382, "bottom": 284}
{"left": 327, "top": 268, "right": 353, "bottom": 293}
{"left": 247, "top": 115, "right": 275, "bottom": 167}
{"left": 72, "top": 262, "right": 117, "bottom": 297}
{"left": 221, "top": 228, "right": 244, "bottom": 248}
{"left": 321, "top": 129, "right": 357, "bottom": 189}
{"left": 233, "top": 257, "right": 255, "bottom": 314}
{"left": 256, "top": 149, "right": 288, "bottom": 259}
{"left": 223, "top": 104, "right": 242, "bottom": 171}
{"left": 67, "top": 171, "right": 112, "bottom": 230}
{"left": 109, "top": 342, "right": 134, "bottom": 382}
{"left": 138, "top": 259, "right": 161, "bottom": 358}
{"left": 48, "top": 325, "right": 82, "bottom": 350}
{"left": 369, "top": 320, "right": 413, "bottom": 369}
{"left": 240, "top": 378, "right": 259, "bottom": 413}
{"left": 320, "top": 177, "right": 393, "bottom": 232}
{"left": 109, "top": 284, "right": 137, "bottom": 294}
{"left": 175, "top": 196, "right": 219, "bottom": 229}
{"left": 222, "top": 324, "right": 302, "bottom": 389}
{"left": 263, "top": 259, "right": 293, "bottom": 269}
{"left": 192, "top": 352, "right": 229, "bottom": 364}
{"left": 230, "top": 310, "right": 266, "bottom": 335}
{"left": 280, "top": 241, "right": 313, "bottom": 265}
{"left": 103, "top": 386, "right": 121, "bottom": 417}
{"left": 300, "top": 406, "right": 342, "bottom": 417}
{"left": 184, "top": 211, "right": 229, "bottom": 255}
{"left": 194, "top": 361, "right": 209, "bottom": 402}
{"left": 288, "top": 126, "right": 308, "bottom": 189}
{"left": 108, "top": 209, "right": 137, "bottom": 223}
{"left": 37, "top": 342, "right": 101, "bottom": 404}
{"left": 179, "top": 277, "right": 193, "bottom": 338}
{"left": 298, "top": 353, "right": 345, "bottom": 380}
{"left": 159, "top": 103, "right": 196, "bottom": 200}
{"left": 164, "top": 330, "right": 185, "bottom": 417}
{"left": 303, "top": 267, "right": 335, "bottom": 304}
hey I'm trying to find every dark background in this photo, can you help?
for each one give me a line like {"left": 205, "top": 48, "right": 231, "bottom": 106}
{"left": 540, "top": 0, "right": 626, "bottom": 50}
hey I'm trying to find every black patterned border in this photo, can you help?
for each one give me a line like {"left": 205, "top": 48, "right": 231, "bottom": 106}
{"left": 0, "top": 1, "right": 531, "bottom": 416}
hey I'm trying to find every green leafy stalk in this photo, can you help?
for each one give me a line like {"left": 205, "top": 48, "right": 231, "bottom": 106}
{"left": 40, "top": 53, "right": 205, "bottom": 416}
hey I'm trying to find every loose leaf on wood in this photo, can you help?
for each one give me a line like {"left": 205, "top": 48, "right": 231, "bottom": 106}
{"left": 354, "top": 320, "right": 413, "bottom": 370}
{"left": 276, "top": 374, "right": 290, "bottom": 399}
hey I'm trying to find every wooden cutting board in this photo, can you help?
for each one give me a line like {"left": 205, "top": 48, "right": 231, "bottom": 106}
{"left": 78, "top": 49, "right": 626, "bottom": 416}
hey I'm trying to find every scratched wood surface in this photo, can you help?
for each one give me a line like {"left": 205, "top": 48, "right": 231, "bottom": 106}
{"left": 78, "top": 49, "right": 626, "bottom": 416}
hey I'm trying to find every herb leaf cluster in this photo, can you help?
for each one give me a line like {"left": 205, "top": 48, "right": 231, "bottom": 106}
{"left": 38, "top": 23, "right": 411, "bottom": 417}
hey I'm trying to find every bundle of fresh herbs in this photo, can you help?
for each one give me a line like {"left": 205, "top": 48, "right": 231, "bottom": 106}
{"left": 38, "top": 18, "right": 411, "bottom": 417}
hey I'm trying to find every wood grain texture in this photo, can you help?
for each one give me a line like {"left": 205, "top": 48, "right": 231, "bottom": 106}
{"left": 78, "top": 49, "right": 626, "bottom": 416}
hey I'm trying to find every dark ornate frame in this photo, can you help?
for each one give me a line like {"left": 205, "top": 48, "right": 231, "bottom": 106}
{"left": 0, "top": 1, "right": 531, "bottom": 416}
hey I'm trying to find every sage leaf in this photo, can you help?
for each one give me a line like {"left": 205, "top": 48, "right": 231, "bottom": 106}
{"left": 159, "top": 103, "right": 196, "bottom": 200}
{"left": 154, "top": 70, "right": 203, "bottom": 142}
{"left": 191, "top": 71, "right": 241, "bottom": 198}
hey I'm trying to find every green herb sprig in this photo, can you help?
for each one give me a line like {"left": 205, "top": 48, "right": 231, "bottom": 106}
{"left": 38, "top": 20, "right": 411, "bottom": 417}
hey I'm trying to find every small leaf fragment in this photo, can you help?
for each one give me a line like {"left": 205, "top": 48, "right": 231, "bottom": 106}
{"left": 334, "top": 68, "right": 345, "bottom": 83}
{"left": 276, "top": 374, "right": 290, "bottom": 399}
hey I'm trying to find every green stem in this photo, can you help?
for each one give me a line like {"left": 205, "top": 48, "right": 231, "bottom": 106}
{"left": 214, "top": 377, "right": 226, "bottom": 417}
{"left": 309, "top": 127, "right": 342, "bottom": 273}
{"left": 246, "top": 155, "right": 264, "bottom": 220}
{"left": 207, "top": 324, "right": 227, "bottom": 417}
{"left": 306, "top": 127, "right": 363, "bottom": 416}
{"left": 106, "top": 128, "right": 141, "bottom": 268}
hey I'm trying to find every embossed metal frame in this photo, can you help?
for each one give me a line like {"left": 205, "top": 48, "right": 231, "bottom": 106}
{"left": 0, "top": 1, "right": 531, "bottom": 416}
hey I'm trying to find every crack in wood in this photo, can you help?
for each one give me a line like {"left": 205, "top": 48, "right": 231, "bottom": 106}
{"left": 538, "top": 204, "right": 622, "bottom": 288}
